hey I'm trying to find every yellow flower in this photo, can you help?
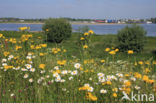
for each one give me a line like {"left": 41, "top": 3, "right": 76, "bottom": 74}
{"left": 125, "top": 74, "right": 130, "bottom": 77}
{"left": 112, "top": 93, "right": 117, "bottom": 97}
{"left": 145, "top": 61, "right": 150, "bottom": 65}
{"left": 153, "top": 61, "right": 156, "bottom": 65}
{"left": 143, "top": 75, "right": 149, "bottom": 82}
{"left": 19, "top": 27, "right": 30, "bottom": 31}
{"left": 122, "top": 87, "right": 131, "bottom": 94}
{"left": 112, "top": 88, "right": 118, "bottom": 92}
{"left": 147, "top": 80, "right": 155, "bottom": 84}
{"left": 0, "top": 33, "right": 3, "bottom": 38}
{"left": 15, "top": 45, "right": 22, "bottom": 50}
{"left": 83, "top": 45, "right": 88, "bottom": 49}
{"left": 115, "top": 48, "right": 119, "bottom": 52}
{"left": 36, "top": 45, "right": 41, "bottom": 49}
{"left": 9, "top": 38, "right": 17, "bottom": 43}
{"left": 30, "top": 45, "right": 35, "bottom": 49}
{"left": 138, "top": 61, "right": 143, "bottom": 65}
{"left": 106, "top": 81, "right": 112, "bottom": 85}
{"left": 134, "top": 72, "right": 142, "bottom": 79}
{"left": 86, "top": 92, "right": 97, "bottom": 101}
{"left": 39, "top": 53, "right": 45, "bottom": 56}
{"left": 3, "top": 51, "right": 10, "bottom": 57}
{"left": 84, "top": 32, "right": 89, "bottom": 36}
{"left": 100, "top": 59, "right": 105, "bottom": 63}
{"left": 63, "top": 49, "right": 66, "bottom": 52}
{"left": 128, "top": 50, "right": 134, "bottom": 54}
{"left": 109, "top": 50, "right": 116, "bottom": 55}
{"left": 4, "top": 65, "right": 13, "bottom": 70}
{"left": 88, "top": 30, "right": 94, "bottom": 34}
{"left": 105, "top": 48, "right": 110, "bottom": 52}
{"left": 52, "top": 48, "right": 61, "bottom": 54}
{"left": 80, "top": 37, "right": 85, "bottom": 40}
{"left": 40, "top": 44, "right": 47, "bottom": 48}
{"left": 144, "top": 68, "right": 150, "bottom": 73}
{"left": 39, "top": 64, "right": 45, "bottom": 69}
{"left": 134, "top": 62, "right": 138, "bottom": 66}
{"left": 46, "top": 29, "right": 49, "bottom": 31}
{"left": 124, "top": 81, "right": 131, "bottom": 87}
{"left": 57, "top": 60, "right": 66, "bottom": 66}
{"left": 80, "top": 67, "right": 83, "bottom": 71}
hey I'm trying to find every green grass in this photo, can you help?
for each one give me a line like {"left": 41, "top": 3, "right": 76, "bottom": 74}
{"left": 1, "top": 31, "right": 156, "bottom": 60}
{"left": 0, "top": 31, "right": 156, "bottom": 103}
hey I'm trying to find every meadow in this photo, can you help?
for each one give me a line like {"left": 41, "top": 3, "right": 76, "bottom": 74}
{"left": 0, "top": 30, "right": 156, "bottom": 103}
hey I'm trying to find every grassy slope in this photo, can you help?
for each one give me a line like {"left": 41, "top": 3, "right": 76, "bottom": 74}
{"left": 1, "top": 31, "right": 156, "bottom": 60}
{"left": 0, "top": 31, "right": 156, "bottom": 103}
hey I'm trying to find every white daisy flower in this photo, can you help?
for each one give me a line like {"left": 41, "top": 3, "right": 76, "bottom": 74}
{"left": 53, "top": 72, "right": 59, "bottom": 77}
{"left": 61, "top": 70, "right": 68, "bottom": 75}
{"left": 88, "top": 87, "right": 94, "bottom": 92}
{"left": 10, "top": 93, "right": 14, "bottom": 97}
{"left": 84, "top": 83, "right": 90, "bottom": 87}
{"left": 74, "top": 63, "right": 81, "bottom": 69}
{"left": 2, "top": 59, "right": 7, "bottom": 62}
{"left": 130, "top": 77, "right": 136, "bottom": 81}
{"left": 40, "top": 70, "right": 45, "bottom": 74}
{"left": 29, "top": 78, "right": 33, "bottom": 83}
{"left": 37, "top": 79, "right": 42, "bottom": 84}
{"left": 55, "top": 76, "right": 61, "bottom": 82}
{"left": 26, "top": 56, "right": 32, "bottom": 60}
{"left": 2, "top": 63, "right": 7, "bottom": 66}
{"left": 97, "top": 73, "right": 104, "bottom": 77}
{"left": 46, "top": 75, "right": 50, "bottom": 78}
{"left": 25, "top": 64, "right": 32, "bottom": 69}
{"left": 30, "top": 68, "right": 35, "bottom": 72}
{"left": 61, "top": 79, "right": 66, "bottom": 82}
{"left": 54, "top": 66, "right": 59, "bottom": 70}
{"left": 62, "top": 88, "right": 66, "bottom": 91}
{"left": 135, "top": 86, "right": 141, "bottom": 90}
{"left": 100, "top": 89, "right": 107, "bottom": 94}
{"left": 24, "top": 74, "right": 29, "bottom": 78}
{"left": 69, "top": 76, "right": 73, "bottom": 80}
{"left": 21, "top": 68, "right": 28, "bottom": 71}
{"left": 71, "top": 70, "right": 78, "bottom": 75}
{"left": 9, "top": 55, "right": 14, "bottom": 59}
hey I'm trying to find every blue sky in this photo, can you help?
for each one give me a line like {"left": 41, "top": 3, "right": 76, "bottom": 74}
{"left": 0, "top": 0, "right": 156, "bottom": 19}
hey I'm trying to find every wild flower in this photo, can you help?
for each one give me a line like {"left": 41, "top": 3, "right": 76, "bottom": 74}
{"left": 80, "top": 37, "right": 85, "bottom": 40}
{"left": 128, "top": 50, "right": 134, "bottom": 54}
{"left": 86, "top": 92, "right": 97, "bottom": 101}
{"left": 84, "top": 32, "right": 89, "bottom": 36}
{"left": 69, "top": 76, "right": 73, "bottom": 80}
{"left": 30, "top": 68, "right": 35, "bottom": 72}
{"left": 100, "top": 89, "right": 107, "bottom": 94}
{"left": 88, "top": 30, "right": 94, "bottom": 34}
{"left": 109, "top": 50, "right": 116, "bottom": 55}
{"left": 83, "top": 45, "right": 88, "bottom": 49}
{"left": 25, "top": 64, "right": 32, "bottom": 69}
{"left": 29, "top": 78, "right": 33, "bottom": 83}
{"left": 74, "top": 63, "right": 81, "bottom": 69}
{"left": 112, "top": 93, "right": 117, "bottom": 97}
{"left": 39, "top": 64, "right": 45, "bottom": 69}
{"left": 105, "top": 48, "right": 110, "bottom": 52}
{"left": 71, "top": 70, "right": 78, "bottom": 75}
{"left": 24, "top": 74, "right": 29, "bottom": 78}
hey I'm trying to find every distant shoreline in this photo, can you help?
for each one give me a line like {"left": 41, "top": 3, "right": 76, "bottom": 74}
{"left": 0, "top": 22, "right": 148, "bottom": 25}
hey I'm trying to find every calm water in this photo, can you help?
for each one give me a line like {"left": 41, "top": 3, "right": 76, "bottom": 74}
{"left": 0, "top": 23, "right": 156, "bottom": 36}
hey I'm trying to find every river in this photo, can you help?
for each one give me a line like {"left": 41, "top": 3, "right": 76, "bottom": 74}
{"left": 0, "top": 23, "right": 156, "bottom": 36}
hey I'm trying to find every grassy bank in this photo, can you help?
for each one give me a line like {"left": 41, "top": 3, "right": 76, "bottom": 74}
{"left": 1, "top": 31, "right": 156, "bottom": 58}
{"left": 0, "top": 31, "right": 156, "bottom": 103}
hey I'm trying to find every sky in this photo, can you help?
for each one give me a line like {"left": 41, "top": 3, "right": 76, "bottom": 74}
{"left": 0, "top": 0, "right": 156, "bottom": 19}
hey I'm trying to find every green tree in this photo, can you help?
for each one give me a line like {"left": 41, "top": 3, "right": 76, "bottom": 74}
{"left": 117, "top": 24, "right": 147, "bottom": 52}
{"left": 42, "top": 18, "right": 72, "bottom": 43}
